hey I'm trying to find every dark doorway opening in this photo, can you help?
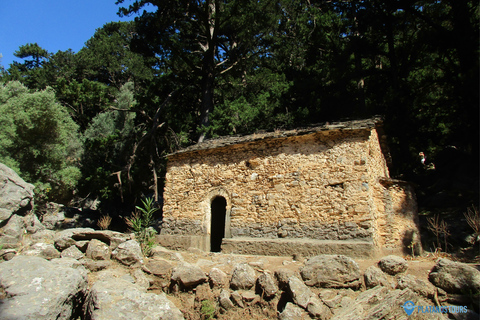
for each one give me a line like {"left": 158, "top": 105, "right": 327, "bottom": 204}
{"left": 210, "top": 196, "right": 227, "bottom": 252}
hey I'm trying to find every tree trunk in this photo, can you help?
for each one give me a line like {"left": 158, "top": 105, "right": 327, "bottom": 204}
{"left": 197, "top": 0, "right": 217, "bottom": 143}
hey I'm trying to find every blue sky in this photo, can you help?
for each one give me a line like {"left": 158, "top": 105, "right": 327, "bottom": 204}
{"left": 0, "top": 1, "right": 144, "bottom": 68}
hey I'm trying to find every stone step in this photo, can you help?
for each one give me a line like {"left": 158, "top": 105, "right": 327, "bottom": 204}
{"left": 221, "top": 237, "right": 376, "bottom": 259}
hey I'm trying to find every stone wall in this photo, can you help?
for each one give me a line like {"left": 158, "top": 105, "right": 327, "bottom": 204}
{"left": 161, "top": 119, "right": 420, "bottom": 256}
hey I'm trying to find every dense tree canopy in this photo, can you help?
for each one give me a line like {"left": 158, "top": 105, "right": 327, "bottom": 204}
{"left": 0, "top": 0, "right": 477, "bottom": 211}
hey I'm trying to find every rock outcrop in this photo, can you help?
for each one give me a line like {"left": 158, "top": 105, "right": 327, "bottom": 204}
{"left": 429, "top": 258, "right": 480, "bottom": 294}
{"left": 0, "top": 217, "right": 478, "bottom": 320}
{"left": 0, "top": 256, "right": 88, "bottom": 319}
{"left": 84, "top": 269, "right": 184, "bottom": 320}
{"left": 0, "top": 163, "right": 34, "bottom": 223}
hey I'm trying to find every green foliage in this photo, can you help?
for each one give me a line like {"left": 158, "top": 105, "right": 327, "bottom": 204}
{"left": 200, "top": 300, "right": 216, "bottom": 320}
{"left": 209, "top": 71, "right": 292, "bottom": 136}
{"left": 126, "top": 197, "right": 159, "bottom": 256}
{"left": 0, "top": 81, "right": 83, "bottom": 203}
{"left": 80, "top": 82, "right": 137, "bottom": 201}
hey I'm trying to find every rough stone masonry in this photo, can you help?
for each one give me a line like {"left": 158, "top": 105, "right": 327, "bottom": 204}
{"left": 159, "top": 117, "right": 421, "bottom": 258}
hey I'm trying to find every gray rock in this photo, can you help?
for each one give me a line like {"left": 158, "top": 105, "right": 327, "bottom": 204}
{"left": 288, "top": 276, "right": 333, "bottom": 319}
{"left": 54, "top": 228, "right": 130, "bottom": 251}
{"left": 0, "top": 248, "right": 16, "bottom": 261}
{"left": 279, "top": 302, "right": 309, "bottom": 320}
{"left": 275, "top": 268, "right": 297, "bottom": 290}
{"left": 31, "top": 229, "right": 56, "bottom": 242}
{"left": 41, "top": 203, "right": 66, "bottom": 229}
{"left": 428, "top": 258, "right": 480, "bottom": 294}
{"left": 112, "top": 240, "right": 143, "bottom": 266}
{"left": 0, "top": 255, "right": 87, "bottom": 320}
{"left": 171, "top": 262, "right": 207, "bottom": 289}
{"left": 241, "top": 291, "right": 258, "bottom": 302}
{"left": 307, "top": 296, "right": 333, "bottom": 320}
{"left": 54, "top": 228, "right": 95, "bottom": 251}
{"left": 209, "top": 267, "right": 228, "bottom": 288}
{"left": 331, "top": 287, "right": 446, "bottom": 320}
{"left": 51, "top": 257, "right": 85, "bottom": 270}
{"left": 230, "top": 290, "right": 244, "bottom": 308}
{"left": 24, "top": 212, "right": 45, "bottom": 234}
{"left": 84, "top": 273, "right": 184, "bottom": 320}
{"left": 144, "top": 258, "right": 173, "bottom": 277}
{"left": 301, "top": 255, "right": 361, "bottom": 288}
{"left": 23, "top": 242, "right": 61, "bottom": 260}
{"left": 86, "top": 239, "right": 111, "bottom": 260}
{"left": 397, "top": 274, "right": 436, "bottom": 298}
{"left": 230, "top": 263, "right": 257, "bottom": 290}
{"left": 131, "top": 269, "right": 150, "bottom": 291}
{"left": 378, "top": 255, "right": 408, "bottom": 275}
{"left": 0, "top": 163, "right": 34, "bottom": 223}
{"left": 83, "top": 259, "right": 112, "bottom": 272}
{"left": 218, "top": 289, "right": 234, "bottom": 309}
{"left": 257, "top": 272, "right": 279, "bottom": 299}
{"left": 0, "top": 214, "right": 25, "bottom": 248}
{"left": 61, "top": 245, "right": 85, "bottom": 260}
{"left": 364, "top": 265, "right": 392, "bottom": 289}
{"left": 75, "top": 240, "right": 90, "bottom": 252}
{"left": 288, "top": 276, "right": 317, "bottom": 309}
{"left": 319, "top": 289, "right": 343, "bottom": 309}
{"left": 150, "top": 245, "right": 182, "bottom": 260}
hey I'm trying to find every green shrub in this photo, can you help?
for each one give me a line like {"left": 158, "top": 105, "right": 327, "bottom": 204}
{"left": 0, "top": 81, "right": 83, "bottom": 203}
{"left": 125, "top": 197, "right": 158, "bottom": 256}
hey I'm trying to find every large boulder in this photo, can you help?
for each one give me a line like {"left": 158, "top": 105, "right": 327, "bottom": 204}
{"left": 0, "top": 163, "right": 34, "bottom": 223}
{"left": 331, "top": 286, "right": 446, "bottom": 320}
{"left": 397, "top": 274, "right": 436, "bottom": 299}
{"left": 428, "top": 258, "right": 480, "bottom": 294}
{"left": 0, "top": 255, "right": 88, "bottom": 319}
{"left": 301, "top": 255, "right": 361, "bottom": 288}
{"left": 84, "top": 271, "right": 184, "bottom": 320}
{"left": 55, "top": 228, "right": 96, "bottom": 251}
{"left": 54, "top": 228, "right": 130, "bottom": 251}
{"left": 23, "top": 242, "right": 61, "bottom": 260}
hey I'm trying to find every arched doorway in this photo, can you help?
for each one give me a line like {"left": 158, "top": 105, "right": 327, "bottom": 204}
{"left": 210, "top": 196, "right": 227, "bottom": 252}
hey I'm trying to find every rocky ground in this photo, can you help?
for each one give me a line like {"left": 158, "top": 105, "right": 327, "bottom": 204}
{"left": 1, "top": 162, "right": 479, "bottom": 319}
{"left": 0, "top": 226, "right": 479, "bottom": 320}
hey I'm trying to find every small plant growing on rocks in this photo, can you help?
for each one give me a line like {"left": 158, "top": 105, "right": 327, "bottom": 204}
{"left": 200, "top": 300, "right": 216, "bottom": 320}
{"left": 464, "top": 205, "right": 480, "bottom": 244}
{"left": 427, "top": 214, "right": 450, "bottom": 253}
{"left": 125, "top": 197, "right": 158, "bottom": 256}
{"left": 97, "top": 215, "right": 112, "bottom": 230}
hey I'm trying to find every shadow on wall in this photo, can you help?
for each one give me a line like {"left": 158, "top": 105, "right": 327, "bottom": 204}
{"left": 380, "top": 178, "right": 422, "bottom": 256}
